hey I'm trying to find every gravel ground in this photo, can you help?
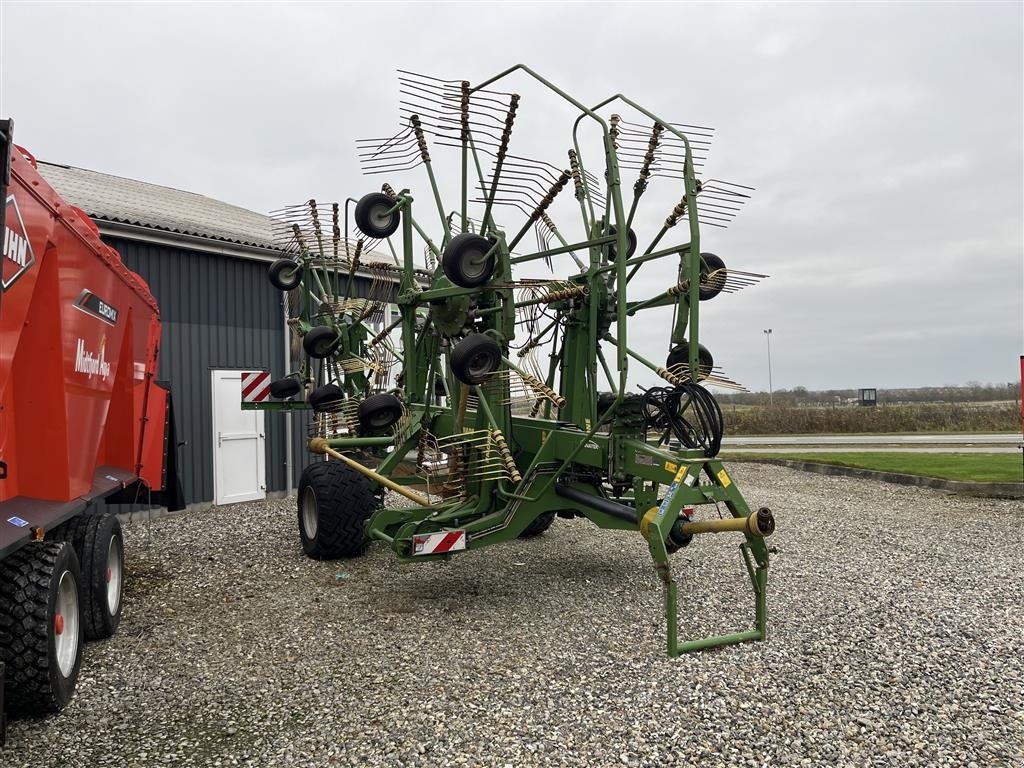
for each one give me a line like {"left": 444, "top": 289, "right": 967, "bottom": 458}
{"left": 3, "top": 464, "right": 1022, "bottom": 767}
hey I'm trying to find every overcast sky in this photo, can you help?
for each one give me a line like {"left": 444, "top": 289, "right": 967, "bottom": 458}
{"left": 3, "top": 1, "right": 1021, "bottom": 392}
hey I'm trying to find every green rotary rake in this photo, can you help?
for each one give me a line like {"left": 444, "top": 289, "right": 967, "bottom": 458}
{"left": 247, "top": 65, "right": 774, "bottom": 656}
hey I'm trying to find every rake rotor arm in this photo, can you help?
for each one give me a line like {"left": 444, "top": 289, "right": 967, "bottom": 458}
{"left": 602, "top": 334, "right": 686, "bottom": 388}
{"left": 473, "top": 64, "right": 615, "bottom": 232}
{"left": 624, "top": 230, "right": 686, "bottom": 283}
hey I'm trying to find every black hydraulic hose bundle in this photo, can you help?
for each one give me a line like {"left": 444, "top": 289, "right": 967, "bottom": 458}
{"left": 642, "top": 383, "right": 724, "bottom": 457}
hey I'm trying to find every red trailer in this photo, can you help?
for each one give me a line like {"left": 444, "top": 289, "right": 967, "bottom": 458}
{"left": 0, "top": 120, "right": 181, "bottom": 739}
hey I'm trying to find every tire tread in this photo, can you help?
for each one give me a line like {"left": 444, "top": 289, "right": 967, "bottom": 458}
{"left": 298, "top": 462, "right": 376, "bottom": 559}
{"left": 0, "top": 542, "right": 80, "bottom": 714}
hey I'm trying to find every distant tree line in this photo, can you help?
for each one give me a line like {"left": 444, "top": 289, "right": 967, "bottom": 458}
{"left": 716, "top": 382, "right": 1022, "bottom": 407}
{"left": 722, "top": 402, "right": 1019, "bottom": 435}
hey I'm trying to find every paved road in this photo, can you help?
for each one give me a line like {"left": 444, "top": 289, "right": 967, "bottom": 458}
{"left": 721, "top": 433, "right": 1023, "bottom": 454}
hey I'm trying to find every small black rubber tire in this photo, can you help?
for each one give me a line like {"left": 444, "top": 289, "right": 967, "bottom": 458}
{"left": 0, "top": 542, "right": 83, "bottom": 714}
{"left": 354, "top": 192, "right": 400, "bottom": 239}
{"left": 519, "top": 511, "right": 556, "bottom": 538}
{"left": 297, "top": 461, "right": 376, "bottom": 559}
{"left": 357, "top": 393, "right": 403, "bottom": 432}
{"left": 303, "top": 326, "right": 341, "bottom": 359}
{"left": 268, "top": 259, "right": 301, "bottom": 291}
{"left": 698, "top": 253, "right": 727, "bottom": 301}
{"left": 451, "top": 333, "right": 502, "bottom": 385}
{"left": 666, "top": 342, "right": 714, "bottom": 381}
{"left": 442, "top": 233, "right": 495, "bottom": 288}
{"left": 270, "top": 378, "right": 301, "bottom": 399}
{"left": 607, "top": 226, "right": 637, "bottom": 260}
{"left": 309, "top": 384, "right": 345, "bottom": 412}
{"left": 56, "top": 513, "right": 123, "bottom": 641}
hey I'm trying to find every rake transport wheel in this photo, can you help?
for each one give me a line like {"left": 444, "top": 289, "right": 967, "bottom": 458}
{"left": 451, "top": 333, "right": 502, "bottom": 385}
{"left": 56, "top": 513, "right": 124, "bottom": 640}
{"left": 297, "top": 461, "right": 376, "bottom": 559}
{"left": 303, "top": 326, "right": 341, "bottom": 359}
{"left": 354, "top": 192, "right": 401, "bottom": 239}
{"left": 442, "top": 233, "right": 496, "bottom": 288}
{"left": 0, "top": 542, "right": 82, "bottom": 714}
{"left": 268, "top": 258, "right": 302, "bottom": 291}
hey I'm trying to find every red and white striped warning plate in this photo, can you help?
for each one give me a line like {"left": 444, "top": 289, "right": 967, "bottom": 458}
{"left": 241, "top": 371, "right": 271, "bottom": 403}
{"left": 412, "top": 530, "right": 467, "bottom": 556}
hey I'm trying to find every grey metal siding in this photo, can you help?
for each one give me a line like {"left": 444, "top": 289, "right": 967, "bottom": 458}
{"left": 106, "top": 237, "right": 309, "bottom": 506}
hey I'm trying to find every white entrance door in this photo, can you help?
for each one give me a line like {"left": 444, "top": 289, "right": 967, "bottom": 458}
{"left": 211, "top": 370, "right": 266, "bottom": 505}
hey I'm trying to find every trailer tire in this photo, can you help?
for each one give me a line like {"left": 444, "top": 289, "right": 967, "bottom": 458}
{"left": 297, "top": 461, "right": 376, "bottom": 559}
{"left": 451, "top": 333, "right": 502, "bottom": 385}
{"left": 519, "top": 511, "right": 556, "bottom": 538}
{"left": 268, "top": 259, "right": 302, "bottom": 291}
{"left": 355, "top": 192, "right": 401, "bottom": 239}
{"left": 303, "top": 326, "right": 341, "bottom": 359}
{"left": 61, "top": 514, "right": 123, "bottom": 641}
{"left": 0, "top": 542, "right": 82, "bottom": 714}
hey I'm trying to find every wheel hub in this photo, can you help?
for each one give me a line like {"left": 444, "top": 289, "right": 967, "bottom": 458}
{"left": 302, "top": 486, "right": 318, "bottom": 539}
{"left": 106, "top": 536, "right": 122, "bottom": 615}
{"left": 54, "top": 569, "right": 80, "bottom": 677}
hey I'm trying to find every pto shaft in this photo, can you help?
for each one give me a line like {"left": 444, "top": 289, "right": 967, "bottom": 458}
{"left": 308, "top": 437, "right": 434, "bottom": 507}
{"left": 678, "top": 507, "right": 775, "bottom": 538}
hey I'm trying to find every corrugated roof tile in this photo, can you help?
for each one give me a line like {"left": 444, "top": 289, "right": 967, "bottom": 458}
{"left": 36, "top": 161, "right": 278, "bottom": 249}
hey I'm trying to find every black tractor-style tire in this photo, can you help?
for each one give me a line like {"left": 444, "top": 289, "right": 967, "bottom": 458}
{"left": 0, "top": 542, "right": 83, "bottom": 715}
{"left": 354, "top": 192, "right": 401, "bottom": 239}
{"left": 358, "top": 393, "right": 403, "bottom": 433}
{"left": 451, "top": 333, "right": 502, "bottom": 385}
{"left": 303, "top": 325, "right": 341, "bottom": 359}
{"left": 607, "top": 226, "right": 637, "bottom": 260}
{"left": 666, "top": 342, "right": 714, "bottom": 381}
{"left": 442, "top": 233, "right": 495, "bottom": 288}
{"left": 270, "top": 378, "right": 301, "bottom": 399}
{"left": 297, "top": 461, "right": 377, "bottom": 559}
{"left": 55, "top": 513, "right": 123, "bottom": 641}
{"left": 519, "top": 511, "right": 556, "bottom": 538}
{"left": 698, "top": 253, "right": 727, "bottom": 301}
{"left": 268, "top": 258, "right": 302, "bottom": 291}
{"left": 309, "top": 384, "right": 345, "bottom": 412}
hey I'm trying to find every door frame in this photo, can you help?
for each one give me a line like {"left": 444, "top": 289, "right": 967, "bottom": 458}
{"left": 210, "top": 369, "right": 267, "bottom": 505}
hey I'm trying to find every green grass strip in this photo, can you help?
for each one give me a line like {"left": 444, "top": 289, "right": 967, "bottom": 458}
{"left": 725, "top": 452, "right": 1024, "bottom": 483}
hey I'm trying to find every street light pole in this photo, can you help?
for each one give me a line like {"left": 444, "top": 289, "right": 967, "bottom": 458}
{"left": 763, "top": 328, "right": 773, "bottom": 406}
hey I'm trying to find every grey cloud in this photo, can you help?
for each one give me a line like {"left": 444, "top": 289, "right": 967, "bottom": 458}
{"left": 2, "top": 0, "right": 1020, "bottom": 390}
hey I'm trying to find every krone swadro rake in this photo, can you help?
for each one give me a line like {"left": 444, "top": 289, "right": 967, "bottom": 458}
{"left": 245, "top": 66, "right": 775, "bottom": 655}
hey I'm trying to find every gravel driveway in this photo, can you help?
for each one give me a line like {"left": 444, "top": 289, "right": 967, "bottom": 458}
{"left": 4, "top": 465, "right": 1022, "bottom": 767}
